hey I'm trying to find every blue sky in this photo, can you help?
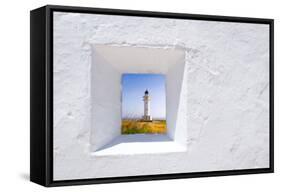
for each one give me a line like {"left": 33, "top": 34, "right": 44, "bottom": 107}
{"left": 122, "top": 74, "right": 166, "bottom": 120}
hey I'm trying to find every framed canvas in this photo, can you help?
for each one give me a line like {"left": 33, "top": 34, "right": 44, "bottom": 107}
{"left": 30, "top": 5, "right": 274, "bottom": 187}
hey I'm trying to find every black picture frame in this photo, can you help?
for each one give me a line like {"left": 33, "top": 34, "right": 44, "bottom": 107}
{"left": 30, "top": 5, "right": 274, "bottom": 187}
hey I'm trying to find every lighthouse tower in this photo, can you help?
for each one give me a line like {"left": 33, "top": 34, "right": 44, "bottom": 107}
{"left": 143, "top": 90, "right": 152, "bottom": 121}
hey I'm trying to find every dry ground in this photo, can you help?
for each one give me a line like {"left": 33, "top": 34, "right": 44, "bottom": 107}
{"left": 121, "top": 119, "right": 166, "bottom": 134}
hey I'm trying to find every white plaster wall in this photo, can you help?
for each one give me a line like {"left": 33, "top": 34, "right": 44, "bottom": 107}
{"left": 166, "top": 55, "right": 187, "bottom": 145}
{"left": 53, "top": 12, "right": 270, "bottom": 180}
{"left": 90, "top": 47, "right": 121, "bottom": 151}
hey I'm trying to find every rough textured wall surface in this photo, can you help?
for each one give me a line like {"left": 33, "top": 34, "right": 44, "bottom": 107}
{"left": 53, "top": 12, "right": 270, "bottom": 180}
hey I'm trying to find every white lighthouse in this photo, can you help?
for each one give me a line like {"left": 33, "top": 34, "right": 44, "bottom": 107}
{"left": 143, "top": 90, "right": 152, "bottom": 121}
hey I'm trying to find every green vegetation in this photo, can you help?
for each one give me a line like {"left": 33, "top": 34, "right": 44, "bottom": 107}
{"left": 121, "top": 120, "right": 166, "bottom": 134}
